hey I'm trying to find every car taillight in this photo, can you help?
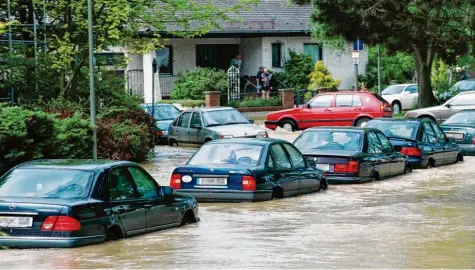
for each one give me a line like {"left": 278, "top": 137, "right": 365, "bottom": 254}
{"left": 41, "top": 216, "right": 81, "bottom": 231}
{"left": 472, "top": 138, "right": 475, "bottom": 144}
{"left": 333, "top": 161, "right": 359, "bottom": 173}
{"left": 381, "top": 104, "right": 392, "bottom": 112}
{"left": 401, "top": 147, "right": 421, "bottom": 157}
{"left": 242, "top": 175, "right": 256, "bottom": 191}
{"left": 170, "top": 174, "right": 182, "bottom": 189}
{"left": 156, "top": 130, "right": 163, "bottom": 136}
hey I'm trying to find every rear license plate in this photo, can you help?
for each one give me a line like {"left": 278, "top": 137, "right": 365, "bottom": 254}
{"left": 197, "top": 178, "right": 227, "bottom": 185}
{"left": 0, "top": 216, "right": 33, "bottom": 228}
{"left": 316, "top": 164, "right": 330, "bottom": 172}
{"left": 446, "top": 132, "right": 464, "bottom": 140}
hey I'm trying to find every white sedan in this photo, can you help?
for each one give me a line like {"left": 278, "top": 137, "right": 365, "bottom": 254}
{"left": 381, "top": 84, "right": 418, "bottom": 114}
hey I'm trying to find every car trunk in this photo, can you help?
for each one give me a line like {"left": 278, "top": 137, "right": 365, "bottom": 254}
{"left": 441, "top": 125, "right": 475, "bottom": 144}
{"left": 175, "top": 165, "right": 254, "bottom": 190}
{"left": 302, "top": 150, "right": 360, "bottom": 176}
{"left": 0, "top": 197, "right": 68, "bottom": 237}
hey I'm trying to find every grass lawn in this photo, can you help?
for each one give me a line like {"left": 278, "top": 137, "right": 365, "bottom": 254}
{"left": 393, "top": 113, "right": 406, "bottom": 118}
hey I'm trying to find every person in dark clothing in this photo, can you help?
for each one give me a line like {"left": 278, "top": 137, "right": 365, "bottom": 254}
{"left": 261, "top": 68, "right": 275, "bottom": 100}
{"left": 256, "top": 66, "right": 265, "bottom": 93}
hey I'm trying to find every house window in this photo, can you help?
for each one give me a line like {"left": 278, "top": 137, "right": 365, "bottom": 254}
{"left": 156, "top": 46, "right": 173, "bottom": 74}
{"left": 304, "top": 44, "right": 323, "bottom": 63}
{"left": 272, "top": 43, "right": 283, "bottom": 68}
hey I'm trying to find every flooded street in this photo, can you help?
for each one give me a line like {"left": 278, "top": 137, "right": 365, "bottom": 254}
{"left": 1, "top": 144, "right": 474, "bottom": 269}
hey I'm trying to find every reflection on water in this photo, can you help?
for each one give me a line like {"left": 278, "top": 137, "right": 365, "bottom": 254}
{"left": 1, "top": 146, "right": 474, "bottom": 269}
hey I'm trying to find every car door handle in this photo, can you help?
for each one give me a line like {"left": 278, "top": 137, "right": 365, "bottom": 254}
{"left": 324, "top": 109, "right": 332, "bottom": 112}
{"left": 354, "top": 108, "right": 362, "bottom": 111}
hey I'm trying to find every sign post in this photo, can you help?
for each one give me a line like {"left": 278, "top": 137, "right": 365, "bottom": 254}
{"left": 151, "top": 58, "right": 158, "bottom": 142}
{"left": 353, "top": 38, "right": 363, "bottom": 91}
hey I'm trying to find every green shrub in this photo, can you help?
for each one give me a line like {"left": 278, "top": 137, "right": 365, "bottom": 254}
{"left": 308, "top": 61, "right": 341, "bottom": 90}
{"left": 171, "top": 68, "right": 228, "bottom": 100}
{"left": 228, "top": 97, "right": 282, "bottom": 108}
{"left": 280, "top": 51, "right": 314, "bottom": 90}
{"left": 159, "top": 99, "right": 205, "bottom": 107}
{"left": 54, "top": 113, "right": 93, "bottom": 159}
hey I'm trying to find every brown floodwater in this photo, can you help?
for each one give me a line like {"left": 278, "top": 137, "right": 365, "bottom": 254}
{"left": 1, "top": 146, "right": 474, "bottom": 269}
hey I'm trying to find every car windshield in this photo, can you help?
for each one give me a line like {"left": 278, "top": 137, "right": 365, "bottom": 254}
{"left": 0, "top": 169, "right": 93, "bottom": 199}
{"left": 202, "top": 109, "right": 250, "bottom": 127}
{"left": 443, "top": 111, "right": 475, "bottom": 125}
{"left": 143, "top": 105, "right": 180, "bottom": 121}
{"left": 451, "top": 81, "right": 475, "bottom": 91}
{"left": 294, "top": 131, "right": 363, "bottom": 151}
{"left": 448, "top": 93, "right": 475, "bottom": 106}
{"left": 188, "top": 144, "right": 263, "bottom": 166}
{"left": 367, "top": 121, "right": 418, "bottom": 140}
{"left": 382, "top": 85, "right": 405, "bottom": 95}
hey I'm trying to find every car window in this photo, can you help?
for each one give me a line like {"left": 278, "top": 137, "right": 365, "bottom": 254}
{"left": 406, "top": 86, "right": 418, "bottom": 94}
{"left": 422, "top": 122, "right": 438, "bottom": 143}
{"left": 443, "top": 111, "right": 475, "bottom": 125}
{"left": 179, "top": 112, "right": 192, "bottom": 128}
{"left": 202, "top": 109, "right": 249, "bottom": 127}
{"left": 430, "top": 122, "right": 447, "bottom": 142}
{"left": 353, "top": 95, "right": 363, "bottom": 106}
{"left": 335, "top": 95, "right": 362, "bottom": 107}
{"left": 376, "top": 132, "right": 393, "bottom": 153}
{"left": 382, "top": 85, "right": 405, "bottom": 95}
{"left": 173, "top": 114, "right": 182, "bottom": 127}
{"left": 366, "top": 121, "right": 419, "bottom": 140}
{"left": 266, "top": 151, "right": 275, "bottom": 168}
{"left": 270, "top": 144, "right": 292, "bottom": 169}
{"left": 283, "top": 144, "right": 306, "bottom": 168}
{"left": 309, "top": 95, "right": 333, "bottom": 108}
{"left": 190, "top": 112, "right": 202, "bottom": 128}
{"left": 367, "top": 132, "right": 383, "bottom": 154}
{"left": 188, "top": 144, "right": 263, "bottom": 166}
{"left": 294, "top": 130, "right": 363, "bottom": 152}
{"left": 127, "top": 167, "right": 159, "bottom": 199}
{"left": 109, "top": 167, "right": 137, "bottom": 200}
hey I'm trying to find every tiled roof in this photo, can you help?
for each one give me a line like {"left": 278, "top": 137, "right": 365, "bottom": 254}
{"left": 147, "top": 0, "right": 312, "bottom": 34}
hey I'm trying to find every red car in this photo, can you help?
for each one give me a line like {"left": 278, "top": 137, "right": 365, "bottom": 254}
{"left": 265, "top": 91, "right": 393, "bottom": 131}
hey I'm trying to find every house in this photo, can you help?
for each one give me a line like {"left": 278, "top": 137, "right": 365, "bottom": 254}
{"left": 125, "top": 0, "right": 368, "bottom": 103}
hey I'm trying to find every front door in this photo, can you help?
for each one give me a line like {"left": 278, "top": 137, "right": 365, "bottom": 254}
{"left": 127, "top": 166, "right": 175, "bottom": 228}
{"left": 268, "top": 144, "right": 299, "bottom": 197}
{"left": 177, "top": 112, "right": 192, "bottom": 143}
{"left": 300, "top": 94, "right": 335, "bottom": 129}
{"left": 188, "top": 112, "right": 204, "bottom": 144}
{"left": 108, "top": 167, "right": 147, "bottom": 235}
{"left": 282, "top": 143, "right": 319, "bottom": 193}
{"left": 430, "top": 122, "right": 455, "bottom": 164}
{"left": 422, "top": 122, "right": 444, "bottom": 165}
{"left": 332, "top": 94, "right": 365, "bottom": 126}
{"left": 367, "top": 131, "right": 390, "bottom": 178}
{"left": 376, "top": 131, "right": 405, "bottom": 175}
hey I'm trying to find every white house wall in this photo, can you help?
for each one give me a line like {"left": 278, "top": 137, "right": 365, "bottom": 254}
{"left": 240, "top": 38, "right": 263, "bottom": 76}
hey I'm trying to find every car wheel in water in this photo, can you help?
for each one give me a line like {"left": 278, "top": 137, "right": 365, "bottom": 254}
{"left": 456, "top": 154, "right": 464, "bottom": 163}
{"left": 426, "top": 159, "right": 435, "bottom": 168}
{"left": 271, "top": 188, "right": 284, "bottom": 199}
{"left": 356, "top": 117, "right": 370, "bottom": 127}
{"left": 392, "top": 102, "right": 401, "bottom": 114}
{"left": 319, "top": 179, "right": 328, "bottom": 190}
{"left": 169, "top": 139, "right": 178, "bottom": 147}
{"left": 279, "top": 119, "right": 297, "bottom": 132}
{"left": 404, "top": 164, "right": 412, "bottom": 174}
{"left": 181, "top": 211, "right": 195, "bottom": 226}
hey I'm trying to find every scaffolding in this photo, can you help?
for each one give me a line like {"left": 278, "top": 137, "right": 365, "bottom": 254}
{"left": 1, "top": 0, "right": 48, "bottom": 104}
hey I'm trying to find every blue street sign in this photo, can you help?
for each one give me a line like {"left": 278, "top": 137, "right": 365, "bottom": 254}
{"left": 353, "top": 39, "right": 364, "bottom": 51}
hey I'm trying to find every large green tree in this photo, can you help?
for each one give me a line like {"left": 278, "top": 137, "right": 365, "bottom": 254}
{"left": 294, "top": 0, "right": 474, "bottom": 107}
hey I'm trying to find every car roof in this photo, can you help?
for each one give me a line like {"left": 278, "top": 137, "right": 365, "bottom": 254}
{"left": 206, "top": 138, "right": 287, "bottom": 146}
{"left": 183, "top": 107, "right": 236, "bottom": 113}
{"left": 16, "top": 159, "right": 136, "bottom": 171}
{"left": 320, "top": 91, "right": 374, "bottom": 95}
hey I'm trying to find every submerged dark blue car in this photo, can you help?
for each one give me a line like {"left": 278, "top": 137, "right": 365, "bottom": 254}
{"left": 0, "top": 160, "right": 198, "bottom": 248}
{"left": 367, "top": 118, "right": 463, "bottom": 169}
{"left": 170, "top": 139, "right": 327, "bottom": 202}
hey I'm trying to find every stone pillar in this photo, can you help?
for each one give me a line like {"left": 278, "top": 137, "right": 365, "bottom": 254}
{"left": 279, "top": 88, "right": 295, "bottom": 109}
{"left": 142, "top": 50, "right": 162, "bottom": 103}
{"left": 204, "top": 91, "right": 221, "bottom": 107}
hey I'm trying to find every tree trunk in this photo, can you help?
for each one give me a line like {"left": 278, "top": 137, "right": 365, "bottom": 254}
{"left": 413, "top": 45, "right": 437, "bottom": 108}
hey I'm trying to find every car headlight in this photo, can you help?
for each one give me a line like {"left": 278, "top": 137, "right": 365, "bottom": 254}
{"left": 257, "top": 131, "right": 268, "bottom": 138}
{"left": 220, "top": 135, "right": 234, "bottom": 139}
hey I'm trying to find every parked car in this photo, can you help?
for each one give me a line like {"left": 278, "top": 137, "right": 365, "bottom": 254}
{"left": 366, "top": 118, "right": 463, "bottom": 169}
{"left": 440, "top": 109, "right": 475, "bottom": 156}
{"left": 168, "top": 107, "right": 268, "bottom": 146}
{"left": 170, "top": 138, "right": 326, "bottom": 202}
{"left": 0, "top": 160, "right": 199, "bottom": 248}
{"left": 405, "top": 91, "right": 475, "bottom": 123}
{"left": 381, "top": 84, "right": 418, "bottom": 114}
{"left": 437, "top": 79, "right": 475, "bottom": 102}
{"left": 141, "top": 103, "right": 181, "bottom": 144}
{"left": 293, "top": 127, "right": 410, "bottom": 184}
{"left": 265, "top": 91, "right": 393, "bottom": 131}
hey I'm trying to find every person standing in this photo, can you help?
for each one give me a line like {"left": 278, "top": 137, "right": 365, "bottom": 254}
{"left": 229, "top": 55, "right": 243, "bottom": 70}
{"left": 261, "top": 68, "right": 274, "bottom": 100}
{"left": 256, "top": 66, "right": 265, "bottom": 93}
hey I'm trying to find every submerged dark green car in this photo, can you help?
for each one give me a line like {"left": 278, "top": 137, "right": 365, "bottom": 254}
{"left": 440, "top": 109, "right": 475, "bottom": 156}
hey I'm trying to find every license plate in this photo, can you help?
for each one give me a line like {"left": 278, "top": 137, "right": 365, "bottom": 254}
{"left": 316, "top": 164, "right": 330, "bottom": 172}
{"left": 0, "top": 216, "right": 33, "bottom": 228}
{"left": 197, "top": 178, "right": 227, "bottom": 185}
{"left": 446, "top": 132, "right": 464, "bottom": 140}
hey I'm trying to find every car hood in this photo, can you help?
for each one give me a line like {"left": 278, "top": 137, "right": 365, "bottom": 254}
{"left": 268, "top": 108, "right": 301, "bottom": 116}
{"left": 156, "top": 120, "right": 173, "bottom": 131}
{"left": 207, "top": 124, "right": 265, "bottom": 136}
{"left": 301, "top": 149, "right": 361, "bottom": 158}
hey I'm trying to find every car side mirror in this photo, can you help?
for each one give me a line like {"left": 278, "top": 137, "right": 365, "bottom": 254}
{"left": 307, "top": 159, "right": 316, "bottom": 167}
{"left": 160, "top": 186, "right": 174, "bottom": 198}
{"left": 248, "top": 119, "right": 255, "bottom": 124}
{"left": 393, "top": 145, "right": 403, "bottom": 152}
{"left": 445, "top": 103, "right": 452, "bottom": 108}
{"left": 403, "top": 91, "right": 409, "bottom": 95}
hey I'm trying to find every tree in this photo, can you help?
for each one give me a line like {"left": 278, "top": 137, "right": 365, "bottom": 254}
{"left": 293, "top": 0, "right": 475, "bottom": 107}
{"left": 308, "top": 61, "right": 341, "bottom": 90}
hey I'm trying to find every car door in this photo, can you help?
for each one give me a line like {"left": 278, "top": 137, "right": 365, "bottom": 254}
{"left": 430, "top": 122, "right": 456, "bottom": 164}
{"left": 300, "top": 94, "right": 335, "bottom": 128}
{"left": 268, "top": 144, "right": 299, "bottom": 197}
{"left": 332, "top": 94, "right": 364, "bottom": 126}
{"left": 376, "top": 131, "right": 405, "bottom": 175}
{"left": 282, "top": 143, "right": 319, "bottom": 194}
{"left": 367, "top": 131, "right": 390, "bottom": 178}
{"left": 421, "top": 122, "right": 444, "bottom": 165}
{"left": 188, "top": 112, "right": 204, "bottom": 144}
{"left": 177, "top": 112, "right": 192, "bottom": 142}
{"left": 107, "top": 167, "right": 147, "bottom": 235}
{"left": 127, "top": 166, "right": 175, "bottom": 229}
{"left": 402, "top": 85, "right": 418, "bottom": 110}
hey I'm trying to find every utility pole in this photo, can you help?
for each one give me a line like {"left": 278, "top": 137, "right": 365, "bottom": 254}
{"left": 377, "top": 45, "right": 381, "bottom": 95}
{"left": 352, "top": 37, "right": 361, "bottom": 91}
{"left": 87, "top": 0, "right": 97, "bottom": 159}
{"left": 7, "top": 0, "right": 14, "bottom": 104}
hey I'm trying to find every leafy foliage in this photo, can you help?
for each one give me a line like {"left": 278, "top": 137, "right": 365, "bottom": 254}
{"left": 159, "top": 100, "right": 205, "bottom": 107}
{"left": 54, "top": 113, "right": 93, "bottom": 159}
{"left": 171, "top": 68, "right": 228, "bottom": 100}
{"left": 228, "top": 96, "right": 282, "bottom": 108}
{"left": 432, "top": 59, "right": 451, "bottom": 94}
{"left": 279, "top": 51, "right": 314, "bottom": 90}
{"left": 308, "top": 61, "right": 341, "bottom": 91}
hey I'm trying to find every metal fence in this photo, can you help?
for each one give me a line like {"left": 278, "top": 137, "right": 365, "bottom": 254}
{"left": 126, "top": 69, "right": 144, "bottom": 98}
{"left": 228, "top": 66, "right": 240, "bottom": 101}
{"left": 159, "top": 74, "right": 177, "bottom": 98}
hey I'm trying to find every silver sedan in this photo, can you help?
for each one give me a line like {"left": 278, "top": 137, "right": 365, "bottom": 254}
{"left": 168, "top": 107, "right": 268, "bottom": 145}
